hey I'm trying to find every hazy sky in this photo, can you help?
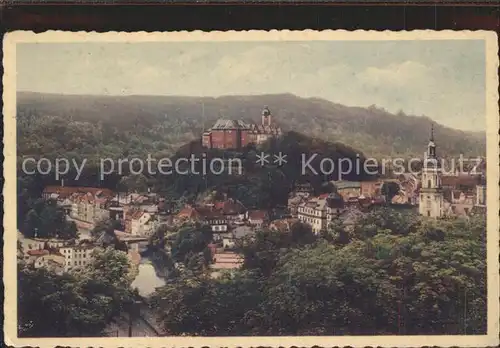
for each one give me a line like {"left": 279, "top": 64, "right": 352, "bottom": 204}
{"left": 17, "top": 40, "right": 485, "bottom": 131}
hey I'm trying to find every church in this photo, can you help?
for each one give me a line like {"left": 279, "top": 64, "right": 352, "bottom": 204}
{"left": 419, "top": 126, "right": 444, "bottom": 218}
{"left": 418, "top": 125, "right": 486, "bottom": 218}
{"left": 202, "top": 106, "right": 282, "bottom": 150}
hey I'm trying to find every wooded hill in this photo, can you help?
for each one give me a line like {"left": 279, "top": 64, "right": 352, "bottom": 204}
{"left": 17, "top": 92, "right": 485, "bottom": 160}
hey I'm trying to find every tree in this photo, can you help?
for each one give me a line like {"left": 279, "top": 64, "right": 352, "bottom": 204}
{"left": 119, "top": 174, "right": 149, "bottom": 193}
{"left": 20, "top": 198, "right": 79, "bottom": 240}
{"left": 239, "top": 224, "right": 316, "bottom": 277}
{"left": 170, "top": 223, "right": 213, "bottom": 268}
{"left": 18, "top": 260, "right": 134, "bottom": 337}
{"left": 151, "top": 211, "right": 486, "bottom": 336}
{"left": 91, "top": 218, "right": 121, "bottom": 239}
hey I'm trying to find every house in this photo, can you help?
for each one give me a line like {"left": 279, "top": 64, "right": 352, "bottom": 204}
{"left": 205, "top": 215, "right": 230, "bottom": 238}
{"left": 214, "top": 199, "right": 247, "bottom": 221}
{"left": 33, "top": 253, "right": 65, "bottom": 275}
{"left": 441, "top": 174, "right": 482, "bottom": 191}
{"left": 269, "top": 218, "right": 301, "bottom": 233}
{"left": 360, "top": 181, "right": 383, "bottom": 197}
{"left": 297, "top": 193, "right": 344, "bottom": 234}
{"left": 42, "top": 186, "right": 114, "bottom": 200}
{"left": 59, "top": 243, "right": 97, "bottom": 273}
{"left": 130, "top": 211, "right": 152, "bottom": 236}
{"left": 475, "top": 184, "right": 486, "bottom": 207}
{"left": 246, "top": 210, "right": 268, "bottom": 228}
{"left": 173, "top": 205, "right": 202, "bottom": 225}
{"left": 287, "top": 194, "right": 308, "bottom": 217}
{"left": 25, "top": 238, "right": 68, "bottom": 252}
{"left": 69, "top": 191, "right": 112, "bottom": 224}
{"left": 332, "top": 181, "right": 362, "bottom": 199}
{"left": 24, "top": 249, "right": 50, "bottom": 264}
{"left": 222, "top": 225, "right": 254, "bottom": 249}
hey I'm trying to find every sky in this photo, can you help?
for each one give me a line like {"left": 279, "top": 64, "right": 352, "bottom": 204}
{"left": 17, "top": 40, "right": 486, "bottom": 131}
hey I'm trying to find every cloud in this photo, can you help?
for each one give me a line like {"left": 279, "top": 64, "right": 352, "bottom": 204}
{"left": 357, "top": 61, "right": 431, "bottom": 87}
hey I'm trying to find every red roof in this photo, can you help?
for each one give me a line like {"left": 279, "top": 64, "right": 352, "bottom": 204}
{"left": 214, "top": 199, "right": 246, "bottom": 215}
{"left": 27, "top": 249, "right": 50, "bottom": 256}
{"left": 177, "top": 206, "right": 200, "bottom": 220}
{"left": 44, "top": 186, "right": 114, "bottom": 199}
{"left": 441, "top": 175, "right": 481, "bottom": 188}
{"left": 248, "top": 210, "right": 268, "bottom": 220}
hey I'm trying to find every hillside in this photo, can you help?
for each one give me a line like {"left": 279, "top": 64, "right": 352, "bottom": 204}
{"left": 17, "top": 92, "right": 485, "bottom": 159}
{"left": 153, "top": 131, "right": 377, "bottom": 209}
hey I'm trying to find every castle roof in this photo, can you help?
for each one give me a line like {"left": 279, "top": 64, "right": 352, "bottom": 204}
{"left": 209, "top": 119, "right": 281, "bottom": 134}
{"left": 211, "top": 119, "right": 252, "bottom": 130}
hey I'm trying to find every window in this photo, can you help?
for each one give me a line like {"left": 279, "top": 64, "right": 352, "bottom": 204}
{"left": 428, "top": 180, "right": 431, "bottom": 188}
{"left": 427, "top": 211, "right": 431, "bottom": 217}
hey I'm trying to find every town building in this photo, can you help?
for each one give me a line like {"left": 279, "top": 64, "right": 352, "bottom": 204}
{"left": 332, "top": 181, "right": 362, "bottom": 200}
{"left": 59, "top": 243, "right": 97, "bottom": 273}
{"left": 297, "top": 193, "right": 344, "bottom": 234}
{"left": 33, "top": 253, "right": 66, "bottom": 275}
{"left": 391, "top": 174, "right": 419, "bottom": 205}
{"left": 269, "top": 218, "right": 301, "bottom": 233}
{"left": 475, "top": 183, "right": 486, "bottom": 207}
{"left": 418, "top": 126, "right": 444, "bottom": 218}
{"left": 129, "top": 211, "right": 158, "bottom": 236}
{"left": 42, "top": 185, "right": 114, "bottom": 200}
{"left": 360, "top": 181, "right": 383, "bottom": 197}
{"left": 70, "top": 191, "right": 112, "bottom": 224}
{"left": 202, "top": 106, "right": 282, "bottom": 150}
{"left": 213, "top": 198, "right": 247, "bottom": 221}
{"left": 222, "top": 225, "right": 254, "bottom": 249}
{"left": 246, "top": 210, "right": 269, "bottom": 228}
{"left": 287, "top": 194, "right": 307, "bottom": 217}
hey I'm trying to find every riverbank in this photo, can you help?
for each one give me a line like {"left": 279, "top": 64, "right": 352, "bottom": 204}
{"left": 141, "top": 246, "right": 173, "bottom": 279}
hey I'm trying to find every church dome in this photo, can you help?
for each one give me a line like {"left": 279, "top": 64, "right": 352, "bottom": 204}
{"left": 262, "top": 106, "right": 271, "bottom": 116}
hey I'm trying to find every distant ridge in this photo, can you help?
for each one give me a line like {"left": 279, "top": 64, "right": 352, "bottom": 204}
{"left": 17, "top": 91, "right": 485, "bottom": 159}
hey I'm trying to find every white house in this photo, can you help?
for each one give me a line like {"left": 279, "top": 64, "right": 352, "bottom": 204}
{"left": 59, "top": 244, "right": 97, "bottom": 273}
{"left": 297, "top": 193, "right": 344, "bottom": 234}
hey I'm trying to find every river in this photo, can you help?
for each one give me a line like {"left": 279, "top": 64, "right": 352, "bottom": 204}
{"left": 131, "top": 256, "right": 166, "bottom": 297}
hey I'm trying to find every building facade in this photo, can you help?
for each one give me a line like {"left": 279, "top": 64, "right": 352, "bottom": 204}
{"left": 59, "top": 244, "right": 96, "bottom": 273}
{"left": 202, "top": 106, "right": 282, "bottom": 150}
{"left": 419, "top": 126, "right": 444, "bottom": 218}
{"left": 297, "top": 193, "right": 344, "bottom": 234}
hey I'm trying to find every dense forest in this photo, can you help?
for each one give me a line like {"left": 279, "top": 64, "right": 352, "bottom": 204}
{"left": 148, "top": 209, "right": 486, "bottom": 336}
{"left": 17, "top": 92, "right": 485, "bottom": 160}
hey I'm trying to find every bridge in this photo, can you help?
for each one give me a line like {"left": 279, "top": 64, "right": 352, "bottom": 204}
{"left": 114, "top": 230, "right": 149, "bottom": 243}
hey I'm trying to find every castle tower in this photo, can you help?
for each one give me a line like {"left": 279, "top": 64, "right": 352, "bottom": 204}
{"left": 261, "top": 106, "right": 272, "bottom": 127}
{"left": 419, "top": 124, "right": 444, "bottom": 218}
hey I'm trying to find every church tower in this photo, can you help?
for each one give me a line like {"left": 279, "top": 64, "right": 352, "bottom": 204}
{"left": 419, "top": 124, "right": 444, "bottom": 218}
{"left": 261, "top": 106, "right": 272, "bottom": 127}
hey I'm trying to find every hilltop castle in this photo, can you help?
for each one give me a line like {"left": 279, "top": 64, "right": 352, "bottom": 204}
{"left": 202, "top": 106, "right": 282, "bottom": 150}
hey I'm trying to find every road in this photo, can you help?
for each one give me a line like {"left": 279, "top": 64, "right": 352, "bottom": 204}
{"left": 104, "top": 306, "right": 164, "bottom": 337}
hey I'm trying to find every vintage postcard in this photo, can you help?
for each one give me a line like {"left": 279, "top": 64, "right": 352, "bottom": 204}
{"left": 3, "top": 30, "right": 499, "bottom": 347}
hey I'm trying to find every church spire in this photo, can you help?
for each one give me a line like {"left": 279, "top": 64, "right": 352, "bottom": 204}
{"left": 426, "top": 122, "right": 437, "bottom": 158}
